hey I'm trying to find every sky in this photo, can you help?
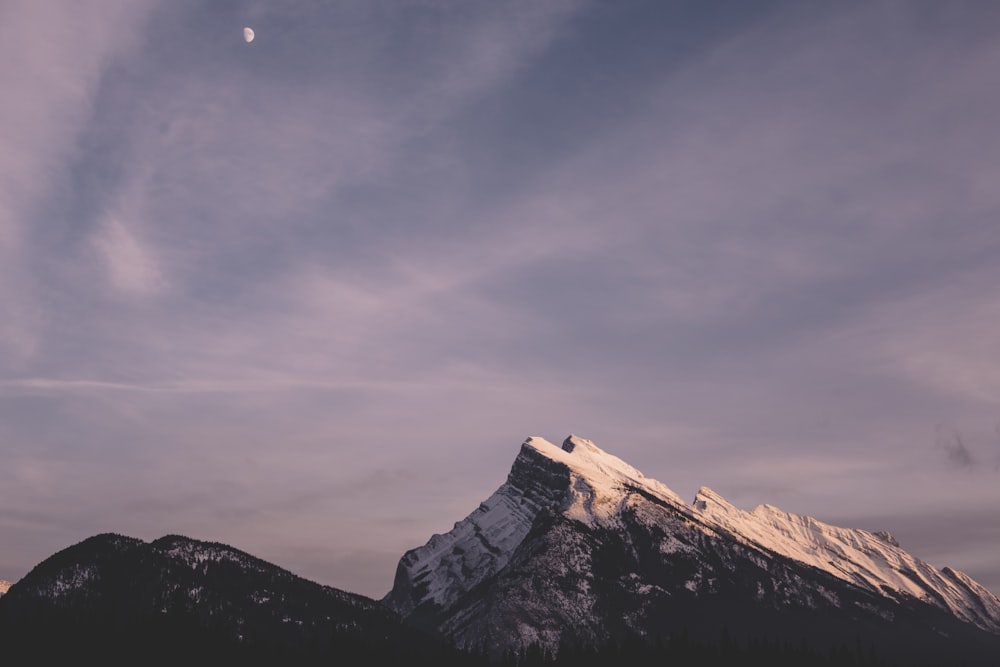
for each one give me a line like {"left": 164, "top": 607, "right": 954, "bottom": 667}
{"left": 2, "top": 0, "right": 999, "bottom": 600}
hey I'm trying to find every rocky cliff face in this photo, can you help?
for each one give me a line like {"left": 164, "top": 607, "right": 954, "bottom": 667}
{"left": 385, "top": 436, "right": 1000, "bottom": 662}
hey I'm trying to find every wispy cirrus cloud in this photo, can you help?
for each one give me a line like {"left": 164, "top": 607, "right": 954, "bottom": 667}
{"left": 0, "top": 2, "right": 153, "bottom": 367}
{"left": 93, "top": 216, "right": 166, "bottom": 296}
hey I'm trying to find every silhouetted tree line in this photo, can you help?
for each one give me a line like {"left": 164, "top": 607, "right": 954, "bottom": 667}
{"left": 488, "top": 628, "right": 976, "bottom": 667}
{"left": 0, "top": 611, "right": 985, "bottom": 667}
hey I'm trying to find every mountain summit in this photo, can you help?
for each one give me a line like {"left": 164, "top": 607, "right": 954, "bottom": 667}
{"left": 386, "top": 435, "right": 1000, "bottom": 662}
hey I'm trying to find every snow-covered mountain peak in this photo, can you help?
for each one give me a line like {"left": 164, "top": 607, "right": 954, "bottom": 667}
{"left": 0, "top": 580, "right": 11, "bottom": 596}
{"left": 560, "top": 434, "right": 615, "bottom": 458}
{"left": 693, "top": 486, "right": 737, "bottom": 513}
{"left": 873, "top": 530, "right": 901, "bottom": 547}
{"left": 386, "top": 435, "right": 643, "bottom": 616}
{"left": 560, "top": 434, "right": 648, "bottom": 481}
{"left": 388, "top": 434, "right": 1000, "bottom": 646}
{"left": 524, "top": 434, "right": 641, "bottom": 479}
{"left": 523, "top": 435, "right": 685, "bottom": 515}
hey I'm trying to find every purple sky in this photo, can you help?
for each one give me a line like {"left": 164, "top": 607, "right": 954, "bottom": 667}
{"left": 2, "top": 1, "right": 999, "bottom": 599}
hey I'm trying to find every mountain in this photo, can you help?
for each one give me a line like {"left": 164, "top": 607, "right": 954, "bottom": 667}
{"left": 385, "top": 435, "right": 1000, "bottom": 664}
{"left": 5, "top": 437, "right": 1000, "bottom": 665}
{"left": 0, "top": 534, "right": 456, "bottom": 666}
{"left": 0, "top": 580, "right": 11, "bottom": 596}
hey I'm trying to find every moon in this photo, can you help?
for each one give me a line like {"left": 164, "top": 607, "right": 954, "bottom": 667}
{"left": 243, "top": 27, "right": 255, "bottom": 43}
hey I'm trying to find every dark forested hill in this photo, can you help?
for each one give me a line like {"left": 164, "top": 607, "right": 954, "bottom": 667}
{"left": 0, "top": 533, "right": 467, "bottom": 666}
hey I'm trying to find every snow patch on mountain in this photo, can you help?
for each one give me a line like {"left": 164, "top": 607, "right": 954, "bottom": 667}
{"left": 36, "top": 564, "right": 99, "bottom": 600}
{"left": 153, "top": 535, "right": 270, "bottom": 575}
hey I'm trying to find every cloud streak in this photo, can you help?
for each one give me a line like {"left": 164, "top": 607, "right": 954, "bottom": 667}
{"left": 0, "top": 2, "right": 153, "bottom": 368}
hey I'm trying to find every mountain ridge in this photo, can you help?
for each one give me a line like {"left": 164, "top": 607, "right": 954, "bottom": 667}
{"left": 385, "top": 435, "right": 1000, "bottom": 662}
{"left": 3, "top": 435, "right": 999, "bottom": 664}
